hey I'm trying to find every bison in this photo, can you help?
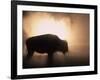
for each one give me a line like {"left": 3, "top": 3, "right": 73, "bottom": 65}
{"left": 26, "top": 34, "right": 68, "bottom": 66}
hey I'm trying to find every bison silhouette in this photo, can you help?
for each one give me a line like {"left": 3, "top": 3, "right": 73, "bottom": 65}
{"left": 26, "top": 34, "right": 68, "bottom": 66}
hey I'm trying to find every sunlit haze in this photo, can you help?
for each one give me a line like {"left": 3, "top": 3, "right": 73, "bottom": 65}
{"left": 23, "top": 12, "right": 71, "bottom": 41}
{"left": 34, "top": 18, "right": 69, "bottom": 40}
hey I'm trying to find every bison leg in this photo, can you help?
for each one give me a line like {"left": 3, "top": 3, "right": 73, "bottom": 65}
{"left": 26, "top": 49, "right": 34, "bottom": 59}
{"left": 47, "top": 53, "right": 53, "bottom": 66}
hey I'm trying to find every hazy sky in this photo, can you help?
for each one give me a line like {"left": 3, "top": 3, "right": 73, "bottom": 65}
{"left": 23, "top": 11, "right": 89, "bottom": 50}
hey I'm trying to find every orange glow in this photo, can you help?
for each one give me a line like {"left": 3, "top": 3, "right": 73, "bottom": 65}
{"left": 33, "top": 18, "right": 70, "bottom": 40}
{"left": 23, "top": 12, "right": 71, "bottom": 41}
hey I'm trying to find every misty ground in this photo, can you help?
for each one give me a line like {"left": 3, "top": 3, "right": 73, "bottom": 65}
{"left": 23, "top": 45, "right": 89, "bottom": 68}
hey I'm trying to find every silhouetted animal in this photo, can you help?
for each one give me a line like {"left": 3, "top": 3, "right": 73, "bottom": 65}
{"left": 26, "top": 34, "right": 68, "bottom": 66}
